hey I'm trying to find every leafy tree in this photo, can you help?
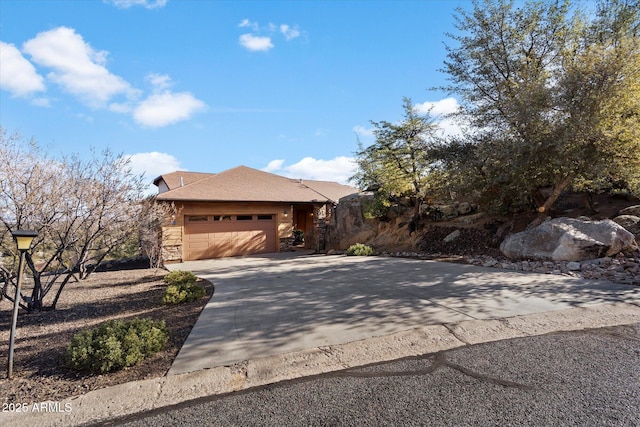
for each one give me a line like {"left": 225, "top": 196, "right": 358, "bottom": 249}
{"left": 351, "top": 97, "right": 444, "bottom": 222}
{"left": 441, "top": 0, "right": 640, "bottom": 216}
{"left": 0, "top": 129, "right": 147, "bottom": 310}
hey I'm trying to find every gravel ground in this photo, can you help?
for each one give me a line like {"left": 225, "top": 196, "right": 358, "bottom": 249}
{"left": 0, "top": 269, "right": 213, "bottom": 405}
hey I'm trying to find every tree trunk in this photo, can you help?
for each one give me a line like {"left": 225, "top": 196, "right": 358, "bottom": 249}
{"left": 582, "top": 192, "right": 598, "bottom": 214}
{"left": 49, "top": 272, "right": 75, "bottom": 310}
{"left": 529, "top": 173, "right": 575, "bottom": 228}
{"left": 25, "top": 253, "right": 42, "bottom": 311}
{"left": 409, "top": 196, "right": 423, "bottom": 234}
{"left": 536, "top": 173, "right": 576, "bottom": 213}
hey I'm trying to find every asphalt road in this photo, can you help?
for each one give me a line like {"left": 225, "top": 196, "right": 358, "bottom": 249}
{"left": 108, "top": 323, "right": 640, "bottom": 427}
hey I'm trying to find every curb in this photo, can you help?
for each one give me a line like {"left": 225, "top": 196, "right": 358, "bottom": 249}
{"left": 3, "top": 302, "right": 640, "bottom": 426}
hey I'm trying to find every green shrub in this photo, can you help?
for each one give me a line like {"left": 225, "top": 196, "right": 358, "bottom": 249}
{"left": 162, "top": 282, "right": 206, "bottom": 304}
{"left": 163, "top": 270, "right": 197, "bottom": 286}
{"left": 362, "top": 196, "right": 391, "bottom": 219}
{"left": 345, "top": 243, "right": 375, "bottom": 256}
{"left": 64, "top": 318, "right": 169, "bottom": 374}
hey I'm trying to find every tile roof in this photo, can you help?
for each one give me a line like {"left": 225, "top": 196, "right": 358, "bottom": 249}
{"left": 155, "top": 166, "right": 358, "bottom": 203}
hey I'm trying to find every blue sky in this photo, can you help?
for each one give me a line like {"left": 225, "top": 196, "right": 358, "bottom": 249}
{"left": 1, "top": 0, "right": 469, "bottom": 189}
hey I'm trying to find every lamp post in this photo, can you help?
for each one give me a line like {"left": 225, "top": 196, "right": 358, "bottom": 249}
{"left": 7, "top": 229, "right": 38, "bottom": 380}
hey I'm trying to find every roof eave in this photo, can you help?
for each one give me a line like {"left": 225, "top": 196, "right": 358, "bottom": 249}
{"left": 156, "top": 197, "right": 330, "bottom": 203}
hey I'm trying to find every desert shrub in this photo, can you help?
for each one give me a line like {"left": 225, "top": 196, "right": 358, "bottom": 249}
{"left": 345, "top": 243, "right": 375, "bottom": 256}
{"left": 64, "top": 318, "right": 169, "bottom": 374}
{"left": 163, "top": 270, "right": 197, "bottom": 286}
{"left": 162, "top": 282, "right": 206, "bottom": 304}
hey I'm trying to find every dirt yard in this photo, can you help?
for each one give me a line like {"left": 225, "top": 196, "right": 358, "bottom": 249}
{"left": 0, "top": 268, "right": 213, "bottom": 405}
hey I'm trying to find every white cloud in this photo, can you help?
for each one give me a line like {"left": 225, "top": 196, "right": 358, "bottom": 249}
{"left": 353, "top": 125, "right": 374, "bottom": 138}
{"left": 8, "top": 26, "right": 206, "bottom": 128}
{"left": 436, "top": 116, "right": 467, "bottom": 138}
{"left": 263, "top": 156, "right": 357, "bottom": 184}
{"left": 146, "top": 73, "right": 172, "bottom": 91}
{"left": 263, "top": 159, "right": 285, "bottom": 173}
{"left": 238, "top": 19, "right": 259, "bottom": 31}
{"left": 126, "top": 151, "right": 182, "bottom": 193}
{"left": 414, "top": 97, "right": 460, "bottom": 117}
{"left": 238, "top": 20, "right": 302, "bottom": 52}
{"left": 280, "top": 24, "right": 300, "bottom": 41}
{"left": 22, "top": 27, "right": 137, "bottom": 108}
{"left": 133, "top": 91, "right": 206, "bottom": 127}
{"left": 415, "top": 97, "right": 466, "bottom": 138}
{"left": 0, "top": 41, "right": 46, "bottom": 97}
{"left": 239, "top": 34, "right": 274, "bottom": 52}
{"left": 106, "top": 0, "right": 167, "bottom": 9}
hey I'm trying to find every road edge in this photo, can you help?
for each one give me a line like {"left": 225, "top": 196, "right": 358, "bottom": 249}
{"left": 3, "top": 302, "right": 640, "bottom": 427}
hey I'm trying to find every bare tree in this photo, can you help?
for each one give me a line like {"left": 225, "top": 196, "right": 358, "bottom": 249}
{"left": 0, "top": 129, "right": 146, "bottom": 311}
{"left": 138, "top": 197, "right": 176, "bottom": 270}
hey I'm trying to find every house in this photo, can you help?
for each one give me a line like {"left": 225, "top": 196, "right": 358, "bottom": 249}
{"left": 154, "top": 165, "right": 358, "bottom": 262}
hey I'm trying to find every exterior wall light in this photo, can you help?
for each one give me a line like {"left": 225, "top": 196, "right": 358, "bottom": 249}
{"left": 7, "top": 229, "right": 38, "bottom": 380}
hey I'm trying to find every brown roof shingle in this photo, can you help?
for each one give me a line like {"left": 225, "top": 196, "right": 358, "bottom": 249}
{"left": 153, "top": 171, "right": 213, "bottom": 191}
{"left": 155, "top": 166, "right": 358, "bottom": 203}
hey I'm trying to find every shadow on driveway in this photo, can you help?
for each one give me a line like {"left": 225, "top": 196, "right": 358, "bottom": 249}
{"left": 167, "top": 254, "right": 640, "bottom": 374}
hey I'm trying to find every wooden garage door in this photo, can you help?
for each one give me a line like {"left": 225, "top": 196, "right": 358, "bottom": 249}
{"left": 184, "top": 214, "right": 277, "bottom": 260}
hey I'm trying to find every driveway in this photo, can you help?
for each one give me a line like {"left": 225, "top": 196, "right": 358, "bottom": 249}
{"left": 167, "top": 252, "right": 640, "bottom": 375}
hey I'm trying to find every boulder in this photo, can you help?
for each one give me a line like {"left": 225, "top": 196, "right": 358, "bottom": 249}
{"left": 613, "top": 215, "right": 640, "bottom": 235}
{"left": 443, "top": 229, "right": 461, "bottom": 243}
{"left": 618, "top": 205, "right": 640, "bottom": 216}
{"left": 421, "top": 204, "right": 458, "bottom": 221}
{"left": 328, "top": 192, "right": 378, "bottom": 249}
{"left": 500, "top": 217, "right": 638, "bottom": 261}
{"left": 457, "top": 202, "right": 473, "bottom": 215}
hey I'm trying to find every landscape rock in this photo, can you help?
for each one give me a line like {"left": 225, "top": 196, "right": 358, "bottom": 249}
{"left": 328, "top": 192, "right": 378, "bottom": 249}
{"left": 566, "top": 261, "right": 581, "bottom": 271}
{"left": 421, "top": 204, "right": 459, "bottom": 221}
{"left": 612, "top": 215, "right": 640, "bottom": 235}
{"left": 457, "top": 202, "right": 473, "bottom": 215}
{"left": 443, "top": 230, "right": 461, "bottom": 243}
{"left": 618, "top": 205, "right": 640, "bottom": 216}
{"left": 500, "top": 217, "right": 638, "bottom": 261}
{"left": 462, "top": 252, "right": 640, "bottom": 285}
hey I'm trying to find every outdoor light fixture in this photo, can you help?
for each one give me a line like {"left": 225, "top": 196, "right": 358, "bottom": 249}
{"left": 13, "top": 230, "right": 38, "bottom": 250}
{"left": 7, "top": 229, "right": 38, "bottom": 380}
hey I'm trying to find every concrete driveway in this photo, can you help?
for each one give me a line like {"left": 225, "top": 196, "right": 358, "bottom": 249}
{"left": 167, "top": 252, "right": 640, "bottom": 375}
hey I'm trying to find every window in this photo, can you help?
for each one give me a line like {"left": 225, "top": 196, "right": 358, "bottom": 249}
{"left": 257, "top": 214, "right": 274, "bottom": 220}
{"left": 187, "top": 215, "right": 209, "bottom": 222}
{"left": 237, "top": 215, "right": 253, "bottom": 221}
{"left": 213, "top": 215, "right": 232, "bottom": 221}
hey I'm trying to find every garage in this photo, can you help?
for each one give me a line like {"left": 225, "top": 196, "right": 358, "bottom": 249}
{"left": 184, "top": 214, "right": 277, "bottom": 260}
{"left": 155, "top": 166, "right": 359, "bottom": 262}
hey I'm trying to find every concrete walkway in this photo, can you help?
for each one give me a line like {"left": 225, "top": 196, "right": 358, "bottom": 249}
{"left": 167, "top": 252, "right": 640, "bottom": 375}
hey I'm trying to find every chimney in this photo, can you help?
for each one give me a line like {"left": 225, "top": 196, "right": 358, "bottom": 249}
{"left": 180, "top": 176, "right": 184, "bottom": 187}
